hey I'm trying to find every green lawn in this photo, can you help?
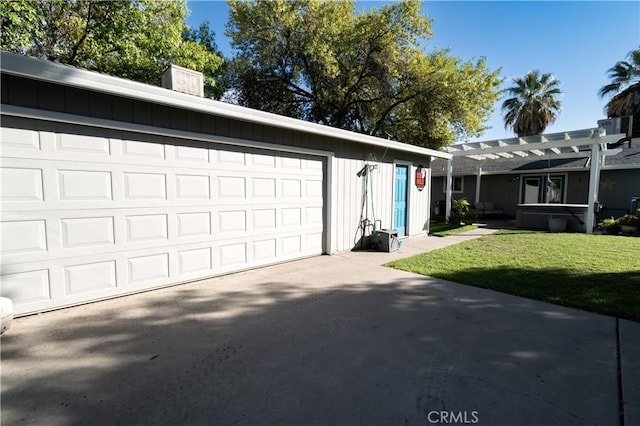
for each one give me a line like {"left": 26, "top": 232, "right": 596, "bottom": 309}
{"left": 386, "top": 230, "right": 640, "bottom": 321}
{"left": 429, "top": 221, "right": 477, "bottom": 236}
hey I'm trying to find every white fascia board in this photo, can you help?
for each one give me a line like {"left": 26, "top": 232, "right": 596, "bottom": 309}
{"left": 0, "top": 51, "right": 451, "bottom": 160}
{"left": 2, "top": 104, "right": 334, "bottom": 158}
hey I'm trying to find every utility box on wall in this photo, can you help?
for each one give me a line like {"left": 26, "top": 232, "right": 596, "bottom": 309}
{"left": 161, "top": 64, "right": 204, "bottom": 97}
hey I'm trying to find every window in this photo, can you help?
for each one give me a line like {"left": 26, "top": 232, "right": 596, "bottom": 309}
{"left": 520, "top": 174, "right": 566, "bottom": 203}
{"left": 443, "top": 176, "right": 464, "bottom": 193}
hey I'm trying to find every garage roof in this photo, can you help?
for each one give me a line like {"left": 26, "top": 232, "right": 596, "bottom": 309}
{"left": 0, "top": 51, "right": 451, "bottom": 160}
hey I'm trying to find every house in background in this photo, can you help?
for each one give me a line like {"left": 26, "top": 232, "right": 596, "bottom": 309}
{"left": 0, "top": 51, "right": 451, "bottom": 316}
{"left": 430, "top": 127, "right": 639, "bottom": 228}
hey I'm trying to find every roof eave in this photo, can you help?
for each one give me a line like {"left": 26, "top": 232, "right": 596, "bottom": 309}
{"left": 0, "top": 51, "right": 451, "bottom": 160}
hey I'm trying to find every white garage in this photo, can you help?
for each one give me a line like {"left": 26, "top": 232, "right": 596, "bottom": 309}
{"left": 1, "top": 52, "right": 450, "bottom": 316}
{"left": 1, "top": 119, "right": 325, "bottom": 315}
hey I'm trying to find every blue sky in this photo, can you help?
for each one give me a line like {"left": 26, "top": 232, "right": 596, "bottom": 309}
{"left": 185, "top": 1, "right": 640, "bottom": 143}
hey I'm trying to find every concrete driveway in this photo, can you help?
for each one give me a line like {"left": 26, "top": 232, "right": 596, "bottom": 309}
{"left": 2, "top": 230, "right": 638, "bottom": 426}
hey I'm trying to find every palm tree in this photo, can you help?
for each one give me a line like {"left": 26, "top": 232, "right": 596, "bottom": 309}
{"left": 502, "top": 70, "right": 562, "bottom": 137}
{"left": 599, "top": 47, "right": 640, "bottom": 137}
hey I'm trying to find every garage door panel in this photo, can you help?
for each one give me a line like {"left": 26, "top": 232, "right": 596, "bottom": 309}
{"left": 125, "top": 214, "right": 169, "bottom": 243}
{"left": 306, "top": 206, "right": 324, "bottom": 225}
{"left": 56, "top": 132, "right": 110, "bottom": 155}
{"left": 0, "top": 220, "right": 48, "bottom": 255}
{"left": 121, "top": 139, "right": 166, "bottom": 159}
{"left": 127, "top": 253, "right": 170, "bottom": 286}
{"left": 217, "top": 176, "right": 246, "bottom": 198}
{"left": 61, "top": 216, "right": 115, "bottom": 249}
{"left": 59, "top": 169, "right": 113, "bottom": 200}
{"left": 280, "top": 179, "right": 302, "bottom": 197}
{"left": 252, "top": 239, "right": 276, "bottom": 261}
{"left": 176, "top": 211, "right": 212, "bottom": 238}
{"left": 0, "top": 166, "right": 44, "bottom": 202}
{"left": 281, "top": 207, "right": 302, "bottom": 227}
{"left": 280, "top": 157, "right": 302, "bottom": 169}
{"left": 177, "top": 247, "right": 213, "bottom": 275}
{"left": 173, "top": 144, "right": 210, "bottom": 163}
{"left": 175, "top": 174, "right": 211, "bottom": 199}
{"left": 217, "top": 210, "right": 247, "bottom": 233}
{"left": 250, "top": 153, "right": 276, "bottom": 168}
{"left": 0, "top": 125, "right": 40, "bottom": 150}
{"left": 252, "top": 208, "right": 276, "bottom": 230}
{"left": 304, "top": 232, "right": 324, "bottom": 252}
{"left": 65, "top": 260, "right": 117, "bottom": 295}
{"left": 215, "top": 149, "right": 245, "bottom": 166}
{"left": 0, "top": 269, "right": 51, "bottom": 305}
{"left": 305, "top": 179, "right": 324, "bottom": 197}
{"left": 1, "top": 123, "right": 325, "bottom": 315}
{"left": 123, "top": 172, "right": 167, "bottom": 200}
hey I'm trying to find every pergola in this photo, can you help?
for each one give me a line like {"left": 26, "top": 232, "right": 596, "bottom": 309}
{"left": 440, "top": 128, "right": 627, "bottom": 233}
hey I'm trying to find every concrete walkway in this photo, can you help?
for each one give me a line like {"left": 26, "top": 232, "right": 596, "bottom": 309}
{"left": 2, "top": 228, "right": 637, "bottom": 426}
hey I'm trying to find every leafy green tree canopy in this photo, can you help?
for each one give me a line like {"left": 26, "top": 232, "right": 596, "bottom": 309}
{"left": 1, "top": 0, "right": 223, "bottom": 93}
{"left": 502, "top": 70, "right": 562, "bottom": 137}
{"left": 226, "top": 0, "right": 501, "bottom": 149}
{"left": 599, "top": 47, "right": 640, "bottom": 137}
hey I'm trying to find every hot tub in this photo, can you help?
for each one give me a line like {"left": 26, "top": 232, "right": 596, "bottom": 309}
{"left": 515, "top": 204, "right": 588, "bottom": 232}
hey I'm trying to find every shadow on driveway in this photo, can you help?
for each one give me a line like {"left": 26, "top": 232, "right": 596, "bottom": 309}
{"left": 1, "top": 260, "right": 622, "bottom": 425}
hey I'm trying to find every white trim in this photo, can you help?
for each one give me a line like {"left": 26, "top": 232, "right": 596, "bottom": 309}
{"left": 2, "top": 105, "right": 332, "bottom": 158}
{"left": 518, "top": 173, "right": 568, "bottom": 204}
{"left": 1, "top": 104, "right": 338, "bottom": 254}
{"left": 328, "top": 155, "right": 339, "bottom": 254}
{"left": 445, "top": 130, "right": 626, "bottom": 158}
{"left": 0, "top": 51, "right": 451, "bottom": 160}
{"left": 393, "top": 160, "right": 412, "bottom": 237}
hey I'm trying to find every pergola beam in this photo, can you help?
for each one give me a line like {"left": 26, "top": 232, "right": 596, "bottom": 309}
{"left": 449, "top": 133, "right": 624, "bottom": 157}
{"left": 442, "top": 129, "right": 627, "bottom": 234}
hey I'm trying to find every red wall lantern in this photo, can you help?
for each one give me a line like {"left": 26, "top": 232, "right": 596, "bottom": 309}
{"left": 415, "top": 165, "right": 426, "bottom": 191}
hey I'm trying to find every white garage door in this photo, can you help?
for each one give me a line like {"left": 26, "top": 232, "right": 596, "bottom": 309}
{"left": 0, "top": 120, "right": 325, "bottom": 315}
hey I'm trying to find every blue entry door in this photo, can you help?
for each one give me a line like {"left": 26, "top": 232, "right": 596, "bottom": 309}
{"left": 393, "top": 164, "right": 408, "bottom": 236}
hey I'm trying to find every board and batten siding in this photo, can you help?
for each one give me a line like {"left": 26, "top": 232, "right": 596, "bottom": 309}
{"left": 330, "top": 143, "right": 432, "bottom": 251}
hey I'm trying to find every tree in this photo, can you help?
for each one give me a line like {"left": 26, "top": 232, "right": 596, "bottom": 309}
{"left": 501, "top": 70, "right": 562, "bottom": 137}
{"left": 182, "top": 20, "right": 228, "bottom": 99}
{"left": 599, "top": 47, "right": 640, "bottom": 137}
{"left": 225, "top": 0, "right": 501, "bottom": 149}
{"left": 0, "top": 0, "right": 223, "bottom": 93}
